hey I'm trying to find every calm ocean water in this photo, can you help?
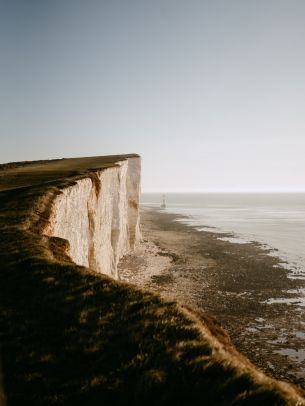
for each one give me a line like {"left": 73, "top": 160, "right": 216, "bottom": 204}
{"left": 141, "top": 193, "right": 305, "bottom": 280}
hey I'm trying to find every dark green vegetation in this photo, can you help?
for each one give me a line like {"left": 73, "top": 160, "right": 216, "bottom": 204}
{"left": 0, "top": 156, "right": 304, "bottom": 405}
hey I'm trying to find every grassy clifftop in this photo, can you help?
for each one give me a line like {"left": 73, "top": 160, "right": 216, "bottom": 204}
{"left": 0, "top": 156, "right": 304, "bottom": 405}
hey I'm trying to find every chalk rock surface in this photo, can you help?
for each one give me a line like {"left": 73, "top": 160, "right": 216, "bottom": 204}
{"left": 44, "top": 157, "right": 141, "bottom": 278}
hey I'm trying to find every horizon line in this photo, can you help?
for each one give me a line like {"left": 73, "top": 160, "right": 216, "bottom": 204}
{"left": 141, "top": 190, "right": 305, "bottom": 194}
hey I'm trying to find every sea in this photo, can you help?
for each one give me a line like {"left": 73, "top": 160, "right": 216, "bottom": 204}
{"left": 141, "top": 193, "right": 305, "bottom": 280}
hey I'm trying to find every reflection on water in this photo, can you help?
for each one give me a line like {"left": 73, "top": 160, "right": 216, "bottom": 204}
{"left": 263, "top": 288, "right": 305, "bottom": 307}
{"left": 274, "top": 348, "right": 305, "bottom": 363}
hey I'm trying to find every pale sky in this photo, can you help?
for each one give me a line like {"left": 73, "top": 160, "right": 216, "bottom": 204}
{"left": 1, "top": 0, "right": 305, "bottom": 192}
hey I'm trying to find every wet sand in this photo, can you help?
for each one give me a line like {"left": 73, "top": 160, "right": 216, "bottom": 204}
{"left": 119, "top": 207, "right": 305, "bottom": 389}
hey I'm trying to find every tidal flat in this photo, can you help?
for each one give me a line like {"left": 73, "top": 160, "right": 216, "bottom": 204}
{"left": 119, "top": 207, "right": 305, "bottom": 389}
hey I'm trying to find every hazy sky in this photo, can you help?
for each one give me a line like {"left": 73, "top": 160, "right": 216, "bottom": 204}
{"left": 1, "top": 0, "right": 305, "bottom": 192}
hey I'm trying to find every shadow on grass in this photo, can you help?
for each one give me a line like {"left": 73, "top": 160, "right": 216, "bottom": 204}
{"left": 1, "top": 249, "right": 298, "bottom": 405}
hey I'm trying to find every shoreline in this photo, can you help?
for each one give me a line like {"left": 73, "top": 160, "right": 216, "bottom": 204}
{"left": 119, "top": 207, "right": 305, "bottom": 389}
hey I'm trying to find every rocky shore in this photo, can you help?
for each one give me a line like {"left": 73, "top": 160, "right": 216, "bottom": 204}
{"left": 119, "top": 207, "right": 305, "bottom": 389}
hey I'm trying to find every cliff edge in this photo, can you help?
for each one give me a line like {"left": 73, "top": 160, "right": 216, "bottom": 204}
{"left": 0, "top": 155, "right": 304, "bottom": 406}
{"left": 43, "top": 157, "right": 141, "bottom": 278}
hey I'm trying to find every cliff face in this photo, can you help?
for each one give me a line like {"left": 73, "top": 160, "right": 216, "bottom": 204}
{"left": 43, "top": 157, "right": 141, "bottom": 278}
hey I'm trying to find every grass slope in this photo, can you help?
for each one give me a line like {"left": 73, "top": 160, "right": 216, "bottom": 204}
{"left": 0, "top": 156, "right": 304, "bottom": 406}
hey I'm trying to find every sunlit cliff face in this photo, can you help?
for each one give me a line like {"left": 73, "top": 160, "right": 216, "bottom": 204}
{"left": 44, "top": 157, "right": 141, "bottom": 279}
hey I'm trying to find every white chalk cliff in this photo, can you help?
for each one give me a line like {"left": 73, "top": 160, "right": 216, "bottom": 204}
{"left": 44, "top": 157, "right": 141, "bottom": 279}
